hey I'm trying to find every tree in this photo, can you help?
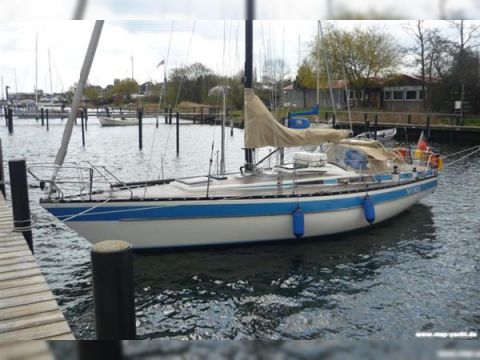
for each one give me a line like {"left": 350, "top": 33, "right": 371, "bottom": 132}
{"left": 311, "top": 24, "right": 402, "bottom": 101}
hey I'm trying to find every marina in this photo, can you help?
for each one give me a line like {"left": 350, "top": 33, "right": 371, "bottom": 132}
{"left": 0, "top": 14, "right": 479, "bottom": 343}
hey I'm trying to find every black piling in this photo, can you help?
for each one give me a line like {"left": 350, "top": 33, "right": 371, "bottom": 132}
{"left": 84, "top": 107, "right": 88, "bottom": 131}
{"left": 407, "top": 114, "right": 412, "bottom": 124}
{"left": 332, "top": 113, "right": 336, "bottom": 128}
{"left": 365, "top": 120, "right": 371, "bottom": 137}
{"left": 41, "top": 108, "right": 44, "bottom": 126}
{"left": 176, "top": 112, "right": 180, "bottom": 156}
{"left": 138, "top": 110, "right": 143, "bottom": 151}
{"left": 164, "top": 107, "right": 168, "bottom": 124}
{"left": 7, "top": 108, "right": 13, "bottom": 135}
{"left": 200, "top": 107, "right": 203, "bottom": 124}
{"left": 78, "top": 342, "right": 123, "bottom": 360}
{"left": 91, "top": 240, "right": 136, "bottom": 340}
{"left": 4, "top": 106, "right": 8, "bottom": 126}
{"left": 374, "top": 114, "right": 378, "bottom": 140}
{"left": 81, "top": 110, "right": 85, "bottom": 147}
{"left": 325, "top": 111, "right": 328, "bottom": 121}
{"left": 46, "top": 109, "right": 49, "bottom": 131}
{"left": 8, "top": 160, "right": 33, "bottom": 254}
{"left": 193, "top": 107, "right": 196, "bottom": 124}
{"left": 169, "top": 106, "right": 173, "bottom": 125}
{"left": 156, "top": 114, "right": 159, "bottom": 128}
{"left": 426, "top": 116, "right": 431, "bottom": 138}
{"left": 0, "top": 139, "right": 5, "bottom": 199}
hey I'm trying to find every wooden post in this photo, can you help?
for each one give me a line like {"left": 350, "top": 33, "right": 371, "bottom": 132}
{"left": 91, "top": 240, "right": 136, "bottom": 340}
{"left": 408, "top": 114, "right": 412, "bottom": 124}
{"left": 7, "top": 108, "right": 13, "bottom": 135}
{"left": 79, "top": 342, "right": 123, "bottom": 360}
{"left": 332, "top": 113, "right": 336, "bottom": 128}
{"left": 200, "top": 107, "right": 203, "bottom": 124}
{"left": 46, "top": 109, "right": 49, "bottom": 131}
{"left": 81, "top": 110, "right": 85, "bottom": 147}
{"left": 325, "top": 111, "right": 328, "bottom": 121}
{"left": 83, "top": 106, "right": 88, "bottom": 131}
{"left": 374, "top": 114, "right": 378, "bottom": 140}
{"left": 138, "top": 110, "right": 143, "bottom": 151}
{"left": 365, "top": 120, "right": 370, "bottom": 137}
{"left": 8, "top": 159, "right": 33, "bottom": 253}
{"left": 176, "top": 112, "right": 180, "bottom": 156}
{"left": 169, "top": 106, "right": 173, "bottom": 125}
{"left": 164, "top": 107, "right": 168, "bottom": 124}
{"left": 426, "top": 116, "right": 431, "bottom": 138}
{"left": 156, "top": 115, "right": 159, "bottom": 128}
{"left": 41, "top": 107, "right": 44, "bottom": 126}
{"left": 0, "top": 139, "right": 5, "bottom": 199}
{"left": 193, "top": 107, "right": 196, "bottom": 123}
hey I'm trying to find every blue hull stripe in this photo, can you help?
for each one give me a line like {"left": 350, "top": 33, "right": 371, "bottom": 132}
{"left": 45, "top": 179, "right": 437, "bottom": 222}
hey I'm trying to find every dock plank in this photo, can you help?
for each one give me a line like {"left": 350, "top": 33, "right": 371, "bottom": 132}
{"left": 0, "top": 197, "right": 73, "bottom": 340}
{"left": 0, "top": 301, "right": 61, "bottom": 321}
{"left": 0, "top": 341, "right": 53, "bottom": 359}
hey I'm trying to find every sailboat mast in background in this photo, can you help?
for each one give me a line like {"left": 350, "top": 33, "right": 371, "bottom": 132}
{"left": 35, "top": 32, "right": 38, "bottom": 106}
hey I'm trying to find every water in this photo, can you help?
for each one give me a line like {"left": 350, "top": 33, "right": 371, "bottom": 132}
{"left": 1, "top": 117, "right": 479, "bottom": 340}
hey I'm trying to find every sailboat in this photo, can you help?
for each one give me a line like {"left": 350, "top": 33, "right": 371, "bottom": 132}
{"left": 32, "top": 20, "right": 440, "bottom": 250}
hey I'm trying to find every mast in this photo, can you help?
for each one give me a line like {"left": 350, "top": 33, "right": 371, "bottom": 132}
{"left": 48, "top": 48, "right": 53, "bottom": 98}
{"left": 316, "top": 21, "right": 320, "bottom": 107}
{"left": 131, "top": 54, "right": 134, "bottom": 81}
{"left": 35, "top": 32, "right": 38, "bottom": 106}
{"left": 51, "top": 20, "right": 104, "bottom": 183}
{"left": 244, "top": 0, "right": 254, "bottom": 171}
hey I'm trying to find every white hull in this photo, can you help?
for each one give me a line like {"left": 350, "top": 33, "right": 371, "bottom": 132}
{"left": 43, "top": 177, "right": 436, "bottom": 249}
{"left": 98, "top": 116, "right": 138, "bottom": 126}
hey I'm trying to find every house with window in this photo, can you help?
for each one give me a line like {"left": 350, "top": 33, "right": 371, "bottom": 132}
{"left": 381, "top": 74, "right": 427, "bottom": 112}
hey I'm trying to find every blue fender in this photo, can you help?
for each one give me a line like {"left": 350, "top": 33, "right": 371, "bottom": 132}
{"left": 362, "top": 195, "right": 375, "bottom": 224}
{"left": 292, "top": 206, "right": 305, "bottom": 238}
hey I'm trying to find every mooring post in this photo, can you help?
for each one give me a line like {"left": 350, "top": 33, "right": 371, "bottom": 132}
{"left": 364, "top": 113, "right": 368, "bottom": 129}
{"left": 156, "top": 115, "right": 159, "bottom": 128}
{"left": 200, "top": 107, "right": 203, "bottom": 124}
{"left": 332, "top": 113, "right": 336, "bottom": 128}
{"left": 46, "top": 109, "right": 49, "bottom": 131}
{"left": 91, "top": 240, "right": 136, "bottom": 340}
{"left": 426, "top": 116, "right": 431, "bottom": 138}
{"left": 41, "top": 108, "right": 44, "bottom": 126}
{"left": 84, "top": 106, "right": 88, "bottom": 131}
{"left": 8, "top": 159, "right": 33, "bottom": 253}
{"left": 81, "top": 110, "right": 85, "bottom": 147}
{"left": 193, "top": 107, "right": 196, "bottom": 123}
{"left": 176, "top": 112, "right": 180, "bottom": 156}
{"left": 0, "top": 139, "right": 5, "bottom": 199}
{"left": 138, "top": 109, "right": 143, "bottom": 151}
{"left": 7, "top": 108, "right": 13, "bottom": 135}
{"left": 407, "top": 114, "right": 412, "bottom": 124}
{"left": 78, "top": 342, "right": 123, "bottom": 360}
{"left": 365, "top": 120, "right": 370, "bottom": 137}
{"left": 325, "top": 111, "right": 328, "bottom": 121}
{"left": 374, "top": 114, "right": 378, "bottom": 140}
{"left": 164, "top": 107, "right": 168, "bottom": 124}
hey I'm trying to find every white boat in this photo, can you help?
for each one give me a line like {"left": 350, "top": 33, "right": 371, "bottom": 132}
{"left": 98, "top": 115, "right": 138, "bottom": 126}
{"left": 32, "top": 20, "right": 441, "bottom": 250}
{"left": 355, "top": 128, "right": 397, "bottom": 142}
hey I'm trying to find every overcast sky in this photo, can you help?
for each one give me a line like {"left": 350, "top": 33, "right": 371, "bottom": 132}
{"left": 0, "top": 19, "right": 476, "bottom": 95}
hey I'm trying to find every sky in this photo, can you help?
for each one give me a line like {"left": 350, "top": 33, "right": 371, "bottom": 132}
{"left": 0, "top": 18, "right": 478, "bottom": 95}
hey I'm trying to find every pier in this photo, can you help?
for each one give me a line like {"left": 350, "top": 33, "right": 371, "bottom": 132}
{"left": 0, "top": 196, "right": 74, "bottom": 340}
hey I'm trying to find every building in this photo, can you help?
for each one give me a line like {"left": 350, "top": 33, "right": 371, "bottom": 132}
{"left": 381, "top": 74, "right": 427, "bottom": 112}
{"left": 282, "top": 80, "right": 348, "bottom": 110}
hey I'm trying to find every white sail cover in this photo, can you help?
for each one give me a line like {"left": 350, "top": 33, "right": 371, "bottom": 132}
{"left": 244, "top": 88, "right": 349, "bottom": 148}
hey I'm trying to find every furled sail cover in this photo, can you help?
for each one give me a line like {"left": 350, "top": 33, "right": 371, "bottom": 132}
{"left": 244, "top": 88, "right": 350, "bottom": 148}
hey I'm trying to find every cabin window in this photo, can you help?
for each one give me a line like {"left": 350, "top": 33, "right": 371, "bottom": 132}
{"left": 384, "top": 91, "right": 391, "bottom": 100}
{"left": 406, "top": 90, "right": 417, "bottom": 100}
{"left": 418, "top": 90, "right": 424, "bottom": 100}
{"left": 393, "top": 91, "right": 403, "bottom": 100}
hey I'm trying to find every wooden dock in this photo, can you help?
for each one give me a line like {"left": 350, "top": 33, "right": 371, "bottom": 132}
{"left": 0, "top": 196, "right": 74, "bottom": 340}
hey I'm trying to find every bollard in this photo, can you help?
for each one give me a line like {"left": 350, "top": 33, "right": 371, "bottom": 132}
{"left": 332, "top": 113, "right": 336, "bottom": 128}
{"left": 374, "top": 115, "right": 378, "bottom": 140}
{"left": 138, "top": 110, "right": 143, "bottom": 151}
{"left": 176, "top": 112, "right": 180, "bottom": 156}
{"left": 81, "top": 110, "right": 85, "bottom": 147}
{"left": 426, "top": 116, "right": 431, "bottom": 138}
{"left": 46, "top": 109, "right": 49, "bottom": 131}
{"left": 78, "top": 341, "right": 123, "bottom": 360}
{"left": 0, "top": 139, "right": 5, "bottom": 199}
{"left": 41, "top": 108, "right": 44, "bottom": 126}
{"left": 8, "top": 160, "right": 33, "bottom": 253}
{"left": 91, "top": 240, "right": 136, "bottom": 340}
{"left": 7, "top": 108, "right": 13, "bottom": 135}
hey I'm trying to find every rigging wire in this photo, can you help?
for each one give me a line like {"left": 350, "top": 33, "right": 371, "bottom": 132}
{"left": 318, "top": 21, "right": 337, "bottom": 122}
